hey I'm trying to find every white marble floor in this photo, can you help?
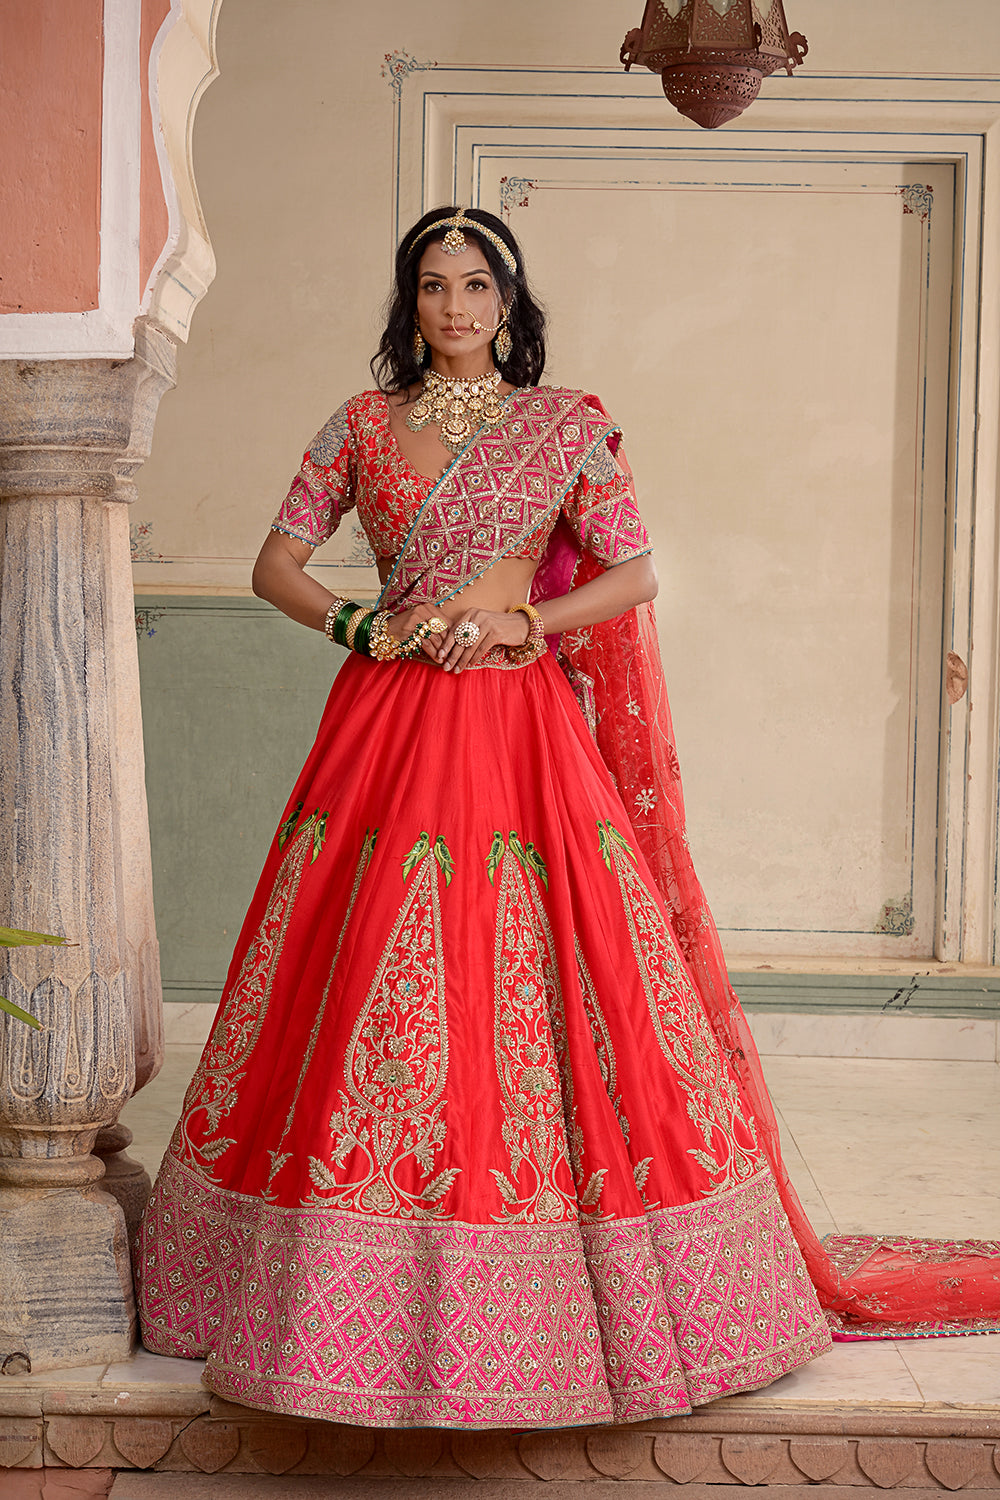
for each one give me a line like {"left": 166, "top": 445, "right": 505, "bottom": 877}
{"left": 117, "top": 1043, "right": 1000, "bottom": 1410}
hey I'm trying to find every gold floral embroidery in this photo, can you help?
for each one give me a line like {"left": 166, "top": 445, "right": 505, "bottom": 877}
{"left": 177, "top": 807, "right": 328, "bottom": 1180}
{"left": 262, "top": 829, "right": 379, "bottom": 1201}
{"left": 488, "top": 831, "right": 603, "bottom": 1222}
{"left": 573, "top": 937, "right": 657, "bottom": 1209}
{"left": 597, "top": 820, "right": 760, "bottom": 1192}
{"left": 306, "top": 831, "right": 457, "bottom": 1218}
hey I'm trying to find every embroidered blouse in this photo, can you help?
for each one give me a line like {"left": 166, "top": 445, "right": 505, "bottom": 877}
{"left": 271, "top": 388, "right": 651, "bottom": 569}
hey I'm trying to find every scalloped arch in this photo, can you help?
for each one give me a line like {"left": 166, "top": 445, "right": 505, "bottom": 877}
{"left": 142, "top": 0, "right": 223, "bottom": 341}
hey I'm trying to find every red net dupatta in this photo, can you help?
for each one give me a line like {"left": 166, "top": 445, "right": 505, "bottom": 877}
{"left": 532, "top": 532, "right": 1000, "bottom": 1339}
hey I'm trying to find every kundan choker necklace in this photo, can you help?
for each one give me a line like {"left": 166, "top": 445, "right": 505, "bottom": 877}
{"left": 406, "top": 367, "right": 505, "bottom": 456}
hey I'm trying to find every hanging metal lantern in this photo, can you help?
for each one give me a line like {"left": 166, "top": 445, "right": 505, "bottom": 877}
{"left": 621, "top": 0, "right": 808, "bottom": 130}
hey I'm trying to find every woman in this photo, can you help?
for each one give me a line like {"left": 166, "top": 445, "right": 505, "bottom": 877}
{"left": 137, "top": 207, "right": 998, "bottom": 1429}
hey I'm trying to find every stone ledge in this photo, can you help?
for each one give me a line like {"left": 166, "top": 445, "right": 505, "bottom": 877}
{"left": 0, "top": 1396, "right": 998, "bottom": 1485}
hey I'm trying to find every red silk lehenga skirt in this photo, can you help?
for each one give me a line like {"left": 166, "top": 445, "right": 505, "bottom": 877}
{"left": 137, "top": 651, "right": 832, "bottom": 1427}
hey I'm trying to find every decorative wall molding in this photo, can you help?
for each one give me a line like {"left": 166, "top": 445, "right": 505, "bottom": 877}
{"left": 2, "top": 1392, "right": 999, "bottom": 1482}
{"left": 389, "top": 65, "right": 1000, "bottom": 968}
{"left": 142, "top": 0, "right": 223, "bottom": 342}
{"left": 0, "top": 0, "right": 222, "bottom": 358}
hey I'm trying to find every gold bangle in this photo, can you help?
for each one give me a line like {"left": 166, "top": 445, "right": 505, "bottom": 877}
{"left": 369, "top": 611, "right": 400, "bottom": 662}
{"left": 343, "top": 606, "right": 370, "bottom": 651}
{"left": 507, "top": 602, "right": 546, "bottom": 662}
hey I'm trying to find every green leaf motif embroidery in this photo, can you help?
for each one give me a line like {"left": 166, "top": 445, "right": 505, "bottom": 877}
{"left": 433, "top": 835, "right": 455, "bottom": 886}
{"left": 311, "top": 811, "right": 329, "bottom": 864}
{"left": 489, "top": 832, "right": 548, "bottom": 889}
{"left": 277, "top": 801, "right": 304, "bottom": 851}
{"left": 508, "top": 830, "right": 528, "bottom": 871}
{"left": 486, "top": 831, "right": 504, "bottom": 885}
{"left": 609, "top": 822, "right": 635, "bottom": 859}
{"left": 402, "top": 831, "right": 431, "bottom": 879}
{"left": 597, "top": 819, "right": 635, "bottom": 868}
{"left": 524, "top": 840, "right": 548, "bottom": 890}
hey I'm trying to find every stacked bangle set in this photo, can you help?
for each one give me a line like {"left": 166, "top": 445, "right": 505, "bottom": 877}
{"left": 323, "top": 597, "right": 546, "bottom": 664}
{"left": 323, "top": 598, "right": 433, "bottom": 661}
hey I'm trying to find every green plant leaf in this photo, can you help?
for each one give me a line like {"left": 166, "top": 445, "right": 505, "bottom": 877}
{"left": 0, "top": 927, "right": 67, "bottom": 948}
{"left": 0, "top": 995, "right": 42, "bottom": 1029}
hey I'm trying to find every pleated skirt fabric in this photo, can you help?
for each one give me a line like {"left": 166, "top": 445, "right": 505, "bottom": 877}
{"left": 137, "top": 651, "right": 830, "bottom": 1428}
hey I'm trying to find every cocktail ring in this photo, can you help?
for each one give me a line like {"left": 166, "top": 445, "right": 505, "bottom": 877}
{"left": 453, "top": 620, "right": 481, "bottom": 648}
{"left": 427, "top": 617, "right": 448, "bottom": 634}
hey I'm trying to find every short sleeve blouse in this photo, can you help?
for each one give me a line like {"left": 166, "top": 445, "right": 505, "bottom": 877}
{"left": 271, "top": 390, "right": 651, "bottom": 569}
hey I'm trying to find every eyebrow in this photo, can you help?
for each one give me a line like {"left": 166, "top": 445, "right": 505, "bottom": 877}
{"left": 419, "top": 267, "right": 491, "bottom": 279}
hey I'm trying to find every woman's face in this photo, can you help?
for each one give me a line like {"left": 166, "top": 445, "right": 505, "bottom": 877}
{"left": 415, "top": 238, "right": 505, "bottom": 368}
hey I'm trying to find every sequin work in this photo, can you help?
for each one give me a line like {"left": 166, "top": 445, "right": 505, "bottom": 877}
{"left": 137, "top": 648, "right": 831, "bottom": 1426}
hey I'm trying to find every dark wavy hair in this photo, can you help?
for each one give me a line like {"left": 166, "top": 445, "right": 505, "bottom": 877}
{"left": 371, "top": 206, "right": 547, "bottom": 393}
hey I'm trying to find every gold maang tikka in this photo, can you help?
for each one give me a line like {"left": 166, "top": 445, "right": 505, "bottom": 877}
{"left": 409, "top": 209, "right": 518, "bottom": 274}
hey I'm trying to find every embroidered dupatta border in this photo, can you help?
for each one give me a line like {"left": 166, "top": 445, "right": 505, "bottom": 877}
{"left": 377, "top": 387, "right": 619, "bottom": 612}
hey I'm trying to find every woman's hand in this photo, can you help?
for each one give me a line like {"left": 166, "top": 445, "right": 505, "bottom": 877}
{"left": 386, "top": 603, "right": 450, "bottom": 662}
{"left": 436, "top": 607, "right": 530, "bottom": 673}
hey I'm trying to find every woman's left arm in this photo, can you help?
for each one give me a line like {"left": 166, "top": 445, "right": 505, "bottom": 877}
{"left": 439, "top": 553, "right": 657, "bottom": 671}
{"left": 532, "top": 552, "right": 658, "bottom": 635}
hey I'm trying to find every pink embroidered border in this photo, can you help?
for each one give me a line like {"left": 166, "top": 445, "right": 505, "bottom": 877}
{"left": 138, "top": 1155, "right": 830, "bottom": 1429}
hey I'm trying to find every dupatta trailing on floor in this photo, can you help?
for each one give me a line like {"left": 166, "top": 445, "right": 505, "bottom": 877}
{"left": 385, "top": 385, "right": 1000, "bottom": 1341}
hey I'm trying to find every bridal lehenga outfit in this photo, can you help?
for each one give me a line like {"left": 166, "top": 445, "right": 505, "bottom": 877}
{"left": 138, "top": 383, "right": 1000, "bottom": 1429}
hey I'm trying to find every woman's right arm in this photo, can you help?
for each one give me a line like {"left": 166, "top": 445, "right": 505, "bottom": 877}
{"left": 251, "top": 531, "right": 336, "bottom": 633}
{"left": 252, "top": 530, "right": 446, "bottom": 658}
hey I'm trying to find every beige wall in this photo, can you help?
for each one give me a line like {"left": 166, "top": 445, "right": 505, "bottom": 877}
{"left": 134, "top": 0, "right": 1000, "bottom": 969}
{"left": 137, "top": 0, "right": 1000, "bottom": 577}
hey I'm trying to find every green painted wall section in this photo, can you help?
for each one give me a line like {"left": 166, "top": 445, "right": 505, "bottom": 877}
{"left": 137, "top": 595, "right": 346, "bottom": 1005}
{"left": 728, "top": 971, "right": 1000, "bottom": 1017}
{"left": 137, "top": 595, "right": 1000, "bottom": 1017}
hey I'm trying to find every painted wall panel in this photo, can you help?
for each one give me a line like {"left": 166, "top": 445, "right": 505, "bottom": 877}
{"left": 0, "top": 0, "right": 103, "bottom": 313}
{"left": 473, "top": 155, "right": 952, "bottom": 959}
{"left": 136, "top": 596, "right": 344, "bottom": 1003}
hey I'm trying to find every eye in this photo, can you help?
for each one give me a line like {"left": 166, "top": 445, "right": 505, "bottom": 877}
{"left": 466, "top": 279, "right": 488, "bottom": 291}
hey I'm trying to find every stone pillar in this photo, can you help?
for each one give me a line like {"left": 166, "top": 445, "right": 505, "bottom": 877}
{"left": 0, "top": 322, "right": 175, "bottom": 1371}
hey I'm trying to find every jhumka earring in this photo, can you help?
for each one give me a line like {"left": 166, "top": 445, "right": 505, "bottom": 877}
{"left": 494, "top": 316, "right": 512, "bottom": 364}
{"left": 413, "top": 319, "right": 426, "bottom": 364}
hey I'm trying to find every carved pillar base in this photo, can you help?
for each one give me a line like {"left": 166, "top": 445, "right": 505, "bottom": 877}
{"left": 94, "top": 1123, "right": 152, "bottom": 1247}
{"left": 0, "top": 1157, "right": 134, "bottom": 1372}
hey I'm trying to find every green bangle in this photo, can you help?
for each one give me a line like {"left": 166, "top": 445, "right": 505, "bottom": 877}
{"left": 332, "top": 602, "right": 359, "bottom": 647}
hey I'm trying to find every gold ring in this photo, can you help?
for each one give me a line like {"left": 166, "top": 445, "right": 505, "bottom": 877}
{"left": 454, "top": 620, "right": 481, "bottom": 648}
{"left": 427, "top": 617, "right": 448, "bottom": 633}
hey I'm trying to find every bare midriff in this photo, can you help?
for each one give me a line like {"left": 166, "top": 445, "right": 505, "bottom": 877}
{"left": 375, "top": 553, "right": 538, "bottom": 616}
